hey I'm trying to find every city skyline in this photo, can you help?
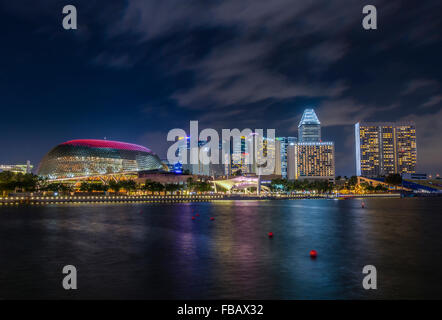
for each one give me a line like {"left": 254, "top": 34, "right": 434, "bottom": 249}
{"left": 0, "top": 1, "right": 441, "bottom": 177}
{"left": 0, "top": 107, "right": 433, "bottom": 178}
{"left": 1, "top": 1, "right": 442, "bottom": 303}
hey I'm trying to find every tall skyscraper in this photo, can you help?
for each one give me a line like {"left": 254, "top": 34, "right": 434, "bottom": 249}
{"left": 298, "top": 109, "right": 321, "bottom": 142}
{"left": 230, "top": 136, "right": 249, "bottom": 175}
{"left": 273, "top": 139, "right": 282, "bottom": 176}
{"left": 355, "top": 122, "right": 417, "bottom": 177}
{"left": 287, "top": 143, "right": 296, "bottom": 180}
{"left": 254, "top": 136, "right": 281, "bottom": 176}
{"left": 176, "top": 137, "right": 225, "bottom": 176}
{"left": 285, "top": 108, "right": 335, "bottom": 181}
{"left": 277, "top": 137, "right": 297, "bottom": 178}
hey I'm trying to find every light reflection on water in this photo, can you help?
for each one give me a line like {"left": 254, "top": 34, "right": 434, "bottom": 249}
{"left": 0, "top": 198, "right": 441, "bottom": 299}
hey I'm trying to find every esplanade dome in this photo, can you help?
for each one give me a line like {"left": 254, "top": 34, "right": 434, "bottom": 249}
{"left": 37, "top": 139, "right": 165, "bottom": 179}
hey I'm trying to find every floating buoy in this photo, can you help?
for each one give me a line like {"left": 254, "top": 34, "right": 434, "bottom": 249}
{"left": 192, "top": 216, "right": 196, "bottom": 220}
{"left": 210, "top": 217, "right": 215, "bottom": 221}
{"left": 361, "top": 201, "right": 365, "bottom": 208}
{"left": 310, "top": 250, "right": 317, "bottom": 258}
{"left": 196, "top": 214, "right": 200, "bottom": 217}
{"left": 268, "top": 232, "right": 274, "bottom": 238}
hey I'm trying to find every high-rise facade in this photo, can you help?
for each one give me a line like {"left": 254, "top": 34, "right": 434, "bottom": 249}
{"left": 277, "top": 136, "right": 297, "bottom": 178}
{"left": 230, "top": 136, "right": 250, "bottom": 175}
{"left": 355, "top": 122, "right": 417, "bottom": 177}
{"left": 287, "top": 143, "right": 296, "bottom": 180}
{"left": 285, "top": 108, "right": 335, "bottom": 181}
{"left": 295, "top": 142, "right": 335, "bottom": 180}
{"left": 298, "top": 109, "right": 321, "bottom": 142}
{"left": 176, "top": 137, "right": 225, "bottom": 176}
{"left": 273, "top": 139, "right": 282, "bottom": 176}
{"left": 236, "top": 134, "right": 281, "bottom": 176}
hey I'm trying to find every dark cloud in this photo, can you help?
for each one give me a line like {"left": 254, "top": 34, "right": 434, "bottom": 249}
{"left": 0, "top": 0, "right": 441, "bottom": 176}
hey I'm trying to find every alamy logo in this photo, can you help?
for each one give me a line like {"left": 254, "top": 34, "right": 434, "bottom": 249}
{"left": 362, "top": 265, "right": 377, "bottom": 289}
{"left": 62, "top": 5, "right": 77, "bottom": 30}
{"left": 167, "top": 121, "right": 276, "bottom": 175}
{"left": 62, "top": 265, "right": 78, "bottom": 290}
{"left": 362, "top": 5, "right": 377, "bottom": 30}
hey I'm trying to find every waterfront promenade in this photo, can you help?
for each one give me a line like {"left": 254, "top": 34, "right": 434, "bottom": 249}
{"left": 0, "top": 193, "right": 403, "bottom": 205}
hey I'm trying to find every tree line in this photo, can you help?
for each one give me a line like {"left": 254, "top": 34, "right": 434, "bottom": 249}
{"left": 0, "top": 171, "right": 213, "bottom": 195}
{"left": 270, "top": 178, "right": 334, "bottom": 193}
{"left": 1, "top": 170, "right": 403, "bottom": 196}
{"left": 0, "top": 172, "right": 39, "bottom": 195}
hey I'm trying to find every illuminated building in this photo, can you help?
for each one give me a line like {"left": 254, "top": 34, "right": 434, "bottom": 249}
{"left": 0, "top": 160, "right": 33, "bottom": 174}
{"left": 295, "top": 142, "right": 335, "bottom": 181}
{"left": 253, "top": 135, "right": 281, "bottom": 176}
{"left": 274, "top": 139, "right": 282, "bottom": 176}
{"left": 287, "top": 143, "right": 296, "bottom": 180}
{"left": 37, "top": 139, "right": 165, "bottom": 180}
{"left": 211, "top": 175, "right": 271, "bottom": 193}
{"left": 298, "top": 109, "right": 321, "bottom": 142}
{"left": 395, "top": 124, "right": 418, "bottom": 174}
{"left": 277, "top": 137, "right": 297, "bottom": 178}
{"left": 354, "top": 123, "right": 380, "bottom": 176}
{"left": 176, "top": 137, "right": 225, "bottom": 176}
{"left": 230, "top": 136, "right": 250, "bottom": 175}
{"left": 355, "top": 122, "right": 417, "bottom": 177}
{"left": 285, "top": 108, "right": 335, "bottom": 181}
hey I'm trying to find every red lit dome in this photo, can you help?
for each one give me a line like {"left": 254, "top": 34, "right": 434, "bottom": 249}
{"left": 61, "top": 139, "right": 152, "bottom": 153}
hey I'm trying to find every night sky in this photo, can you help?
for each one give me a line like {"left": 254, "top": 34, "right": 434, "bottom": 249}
{"left": 0, "top": 0, "right": 441, "bottom": 176}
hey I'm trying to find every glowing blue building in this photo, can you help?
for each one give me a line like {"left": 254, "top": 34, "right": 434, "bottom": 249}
{"left": 298, "top": 109, "right": 321, "bottom": 142}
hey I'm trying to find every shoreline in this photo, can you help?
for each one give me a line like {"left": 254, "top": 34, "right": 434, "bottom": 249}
{"left": 0, "top": 193, "right": 418, "bottom": 205}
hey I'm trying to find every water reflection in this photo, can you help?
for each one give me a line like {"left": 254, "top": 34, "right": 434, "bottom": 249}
{"left": 0, "top": 198, "right": 441, "bottom": 299}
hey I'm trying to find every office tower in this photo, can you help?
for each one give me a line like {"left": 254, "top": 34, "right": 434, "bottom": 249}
{"left": 286, "top": 108, "right": 335, "bottom": 181}
{"left": 395, "top": 125, "right": 418, "bottom": 174}
{"left": 254, "top": 136, "right": 281, "bottom": 176}
{"left": 277, "top": 136, "right": 297, "bottom": 178}
{"left": 298, "top": 109, "right": 321, "bottom": 142}
{"left": 231, "top": 136, "right": 248, "bottom": 174}
{"left": 354, "top": 123, "right": 380, "bottom": 177}
{"left": 295, "top": 142, "right": 335, "bottom": 181}
{"left": 287, "top": 143, "right": 296, "bottom": 180}
{"left": 274, "top": 139, "right": 282, "bottom": 176}
{"left": 221, "top": 139, "right": 230, "bottom": 176}
{"left": 355, "top": 122, "right": 417, "bottom": 177}
{"left": 176, "top": 137, "right": 225, "bottom": 176}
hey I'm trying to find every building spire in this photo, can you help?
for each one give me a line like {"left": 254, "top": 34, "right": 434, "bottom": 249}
{"left": 298, "top": 108, "right": 320, "bottom": 128}
{"left": 298, "top": 108, "right": 321, "bottom": 142}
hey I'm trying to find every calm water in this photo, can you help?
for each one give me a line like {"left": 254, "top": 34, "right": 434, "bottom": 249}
{"left": 0, "top": 198, "right": 441, "bottom": 299}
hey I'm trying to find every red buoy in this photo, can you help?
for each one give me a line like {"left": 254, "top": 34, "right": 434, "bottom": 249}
{"left": 310, "top": 250, "right": 317, "bottom": 258}
{"left": 192, "top": 216, "right": 196, "bottom": 220}
{"left": 268, "top": 232, "right": 274, "bottom": 238}
{"left": 196, "top": 214, "right": 200, "bottom": 217}
{"left": 210, "top": 217, "right": 215, "bottom": 221}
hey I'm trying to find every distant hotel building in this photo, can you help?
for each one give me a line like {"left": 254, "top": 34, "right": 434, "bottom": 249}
{"left": 355, "top": 122, "right": 417, "bottom": 177}
{"left": 295, "top": 142, "right": 335, "bottom": 180}
{"left": 283, "top": 109, "right": 335, "bottom": 181}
